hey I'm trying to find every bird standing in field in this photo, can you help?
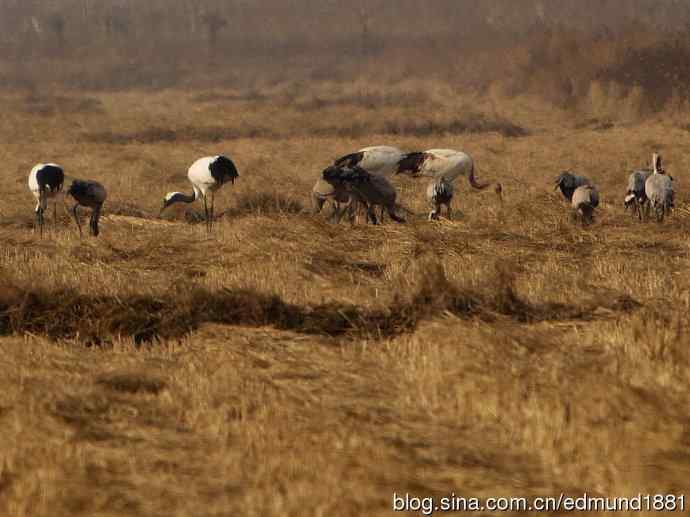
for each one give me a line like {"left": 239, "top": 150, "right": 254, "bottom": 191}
{"left": 644, "top": 153, "right": 674, "bottom": 222}
{"left": 394, "top": 149, "right": 491, "bottom": 189}
{"left": 571, "top": 184, "right": 600, "bottom": 225}
{"left": 161, "top": 155, "right": 239, "bottom": 232}
{"left": 28, "top": 163, "right": 64, "bottom": 237}
{"left": 334, "top": 146, "right": 410, "bottom": 177}
{"left": 554, "top": 171, "right": 591, "bottom": 202}
{"left": 321, "top": 165, "right": 406, "bottom": 224}
{"left": 624, "top": 168, "right": 652, "bottom": 220}
{"left": 394, "top": 149, "right": 492, "bottom": 222}
{"left": 426, "top": 176, "right": 454, "bottom": 220}
{"left": 67, "top": 179, "right": 107, "bottom": 237}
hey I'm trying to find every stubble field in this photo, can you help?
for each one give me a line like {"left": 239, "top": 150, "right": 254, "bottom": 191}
{"left": 1, "top": 83, "right": 690, "bottom": 516}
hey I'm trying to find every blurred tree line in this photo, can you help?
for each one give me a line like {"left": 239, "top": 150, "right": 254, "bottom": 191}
{"left": 1, "top": 0, "right": 690, "bottom": 109}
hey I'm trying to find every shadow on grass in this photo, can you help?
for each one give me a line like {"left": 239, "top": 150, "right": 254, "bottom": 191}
{"left": 0, "top": 264, "right": 639, "bottom": 345}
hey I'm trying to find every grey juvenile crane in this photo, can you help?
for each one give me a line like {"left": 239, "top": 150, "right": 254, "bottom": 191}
{"left": 644, "top": 153, "right": 674, "bottom": 222}
{"left": 321, "top": 165, "right": 406, "bottom": 224}
{"left": 554, "top": 171, "right": 591, "bottom": 202}
{"left": 67, "top": 179, "right": 107, "bottom": 237}
{"left": 311, "top": 177, "right": 352, "bottom": 222}
{"left": 624, "top": 168, "right": 652, "bottom": 220}
{"left": 571, "top": 184, "right": 600, "bottom": 225}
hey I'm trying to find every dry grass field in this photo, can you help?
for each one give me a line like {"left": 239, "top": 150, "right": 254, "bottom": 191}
{"left": 1, "top": 82, "right": 690, "bottom": 516}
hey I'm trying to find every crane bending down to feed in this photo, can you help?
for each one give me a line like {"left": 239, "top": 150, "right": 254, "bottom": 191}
{"left": 28, "top": 163, "right": 64, "bottom": 237}
{"left": 311, "top": 178, "right": 353, "bottom": 223}
{"left": 426, "top": 177, "right": 454, "bottom": 220}
{"left": 571, "top": 184, "right": 600, "bottom": 225}
{"left": 161, "top": 155, "right": 239, "bottom": 232}
{"left": 67, "top": 179, "right": 107, "bottom": 237}
{"left": 554, "top": 171, "right": 591, "bottom": 202}
{"left": 334, "top": 146, "right": 410, "bottom": 177}
{"left": 321, "top": 165, "right": 406, "bottom": 224}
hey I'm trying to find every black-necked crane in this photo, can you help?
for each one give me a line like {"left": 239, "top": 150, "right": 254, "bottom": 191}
{"left": 161, "top": 155, "right": 239, "bottom": 232}
{"left": 28, "top": 163, "right": 64, "bottom": 237}
{"left": 67, "top": 179, "right": 107, "bottom": 237}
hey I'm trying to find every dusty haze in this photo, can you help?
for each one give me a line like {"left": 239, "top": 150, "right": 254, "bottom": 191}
{"left": 2, "top": 0, "right": 690, "bottom": 111}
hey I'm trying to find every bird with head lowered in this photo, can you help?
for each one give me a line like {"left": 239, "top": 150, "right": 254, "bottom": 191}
{"left": 161, "top": 155, "right": 239, "bottom": 232}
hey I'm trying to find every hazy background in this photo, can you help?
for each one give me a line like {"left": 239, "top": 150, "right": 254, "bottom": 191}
{"left": 2, "top": 0, "right": 690, "bottom": 114}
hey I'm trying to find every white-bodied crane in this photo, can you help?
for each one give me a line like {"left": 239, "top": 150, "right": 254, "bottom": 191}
{"left": 161, "top": 155, "right": 239, "bottom": 232}
{"left": 28, "top": 163, "right": 64, "bottom": 237}
{"left": 394, "top": 149, "right": 490, "bottom": 189}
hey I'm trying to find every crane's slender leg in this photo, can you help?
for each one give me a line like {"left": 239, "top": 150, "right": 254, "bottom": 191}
{"left": 53, "top": 197, "right": 58, "bottom": 231}
{"left": 210, "top": 192, "right": 215, "bottom": 232}
{"left": 366, "top": 205, "right": 378, "bottom": 225}
{"left": 447, "top": 203, "right": 452, "bottom": 221}
{"left": 37, "top": 190, "right": 46, "bottom": 238}
{"left": 203, "top": 195, "right": 210, "bottom": 233}
{"left": 72, "top": 204, "right": 83, "bottom": 238}
{"left": 37, "top": 208, "right": 44, "bottom": 238}
{"left": 90, "top": 206, "right": 101, "bottom": 237}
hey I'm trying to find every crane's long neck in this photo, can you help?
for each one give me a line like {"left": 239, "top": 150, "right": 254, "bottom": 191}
{"left": 468, "top": 163, "right": 490, "bottom": 190}
{"left": 169, "top": 189, "right": 199, "bottom": 206}
{"left": 178, "top": 192, "right": 197, "bottom": 203}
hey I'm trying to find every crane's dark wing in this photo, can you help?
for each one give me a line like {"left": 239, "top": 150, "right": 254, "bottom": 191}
{"left": 322, "top": 165, "right": 371, "bottom": 184}
{"left": 36, "top": 165, "right": 64, "bottom": 192}
{"left": 209, "top": 155, "right": 239, "bottom": 184}
{"left": 334, "top": 152, "right": 364, "bottom": 168}
{"left": 395, "top": 152, "right": 430, "bottom": 176}
{"left": 68, "top": 180, "right": 107, "bottom": 206}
